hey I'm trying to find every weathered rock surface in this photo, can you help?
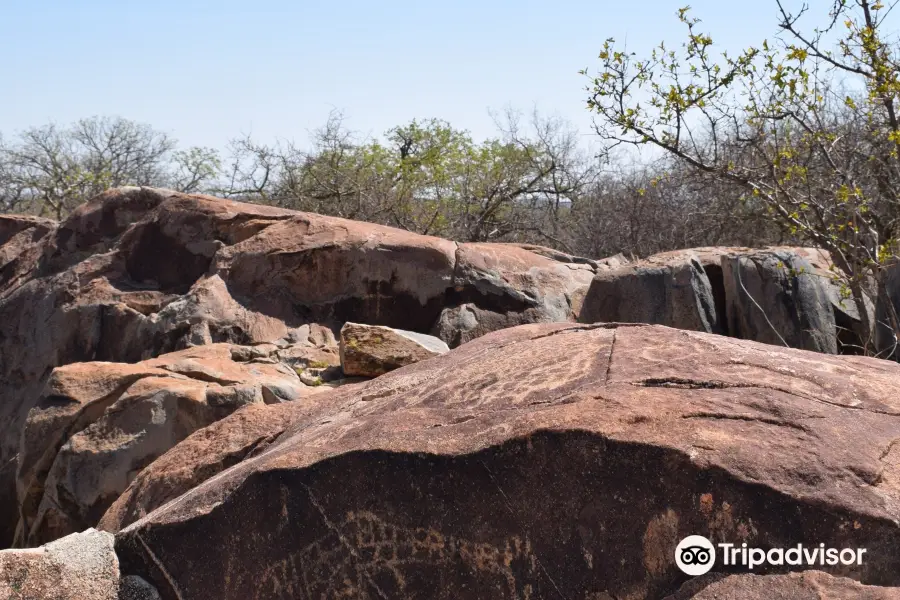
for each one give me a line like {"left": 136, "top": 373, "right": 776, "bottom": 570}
{"left": 14, "top": 343, "right": 331, "bottom": 547}
{"left": 876, "top": 259, "right": 900, "bottom": 359}
{"left": 432, "top": 242, "right": 596, "bottom": 346}
{"left": 0, "top": 187, "right": 596, "bottom": 546}
{"left": 0, "top": 528, "right": 120, "bottom": 600}
{"left": 579, "top": 248, "right": 724, "bottom": 334}
{"left": 119, "top": 575, "right": 163, "bottom": 600}
{"left": 579, "top": 246, "right": 869, "bottom": 355}
{"left": 100, "top": 392, "right": 358, "bottom": 532}
{"left": 0, "top": 214, "right": 56, "bottom": 299}
{"left": 667, "top": 571, "right": 900, "bottom": 599}
{"left": 340, "top": 322, "right": 449, "bottom": 377}
{"left": 786, "top": 247, "right": 876, "bottom": 354}
{"left": 722, "top": 248, "right": 838, "bottom": 354}
{"left": 114, "top": 323, "right": 900, "bottom": 600}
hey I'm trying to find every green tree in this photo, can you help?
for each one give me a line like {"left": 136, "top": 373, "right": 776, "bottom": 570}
{"left": 222, "top": 110, "right": 592, "bottom": 244}
{"left": 584, "top": 0, "right": 900, "bottom": 355}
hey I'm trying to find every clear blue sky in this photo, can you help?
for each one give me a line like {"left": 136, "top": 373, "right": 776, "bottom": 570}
{"left": 0, "top": 1, "right": 785, "bottom": 151}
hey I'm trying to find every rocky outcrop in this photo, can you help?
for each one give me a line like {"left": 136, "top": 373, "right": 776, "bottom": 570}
{"left": 579, "top": 246, "right": 871, "bottom": 355}
{"left": 432, "top": 242, "right": 596, "bottom": 346}
{"left": 788, "top": 247, "right": 876, "bottom": 353}
{"left": 14, "top": 343, "right": 334, "bottom": 548}
{"left": 113, "top": 323, "right": 900, "bottom": 600}
{"left": 0, "top": 188, "right": 597, "bottom": 546}
{"left": 0, "top": 214, "right": 56, "bottom": 299}
{"left": 340, "top": 322, "right": 449, "bottom": 377}
{"left": 876, "top": 259, "right": 900, "bottom": 359}
{"left": 722, "top": 248, "right": 837, "bottom": 353}
{"left": 0, "top": 528, "right": 121, "bottom": 600}
{"left": 667, "top": 571, "right": 900, "bottom": 599}
{"left": 99, "top": 395, "right": 360, "bottom": 532}
{"left": 579, "top": 248, "right": 724, "bottom": 334}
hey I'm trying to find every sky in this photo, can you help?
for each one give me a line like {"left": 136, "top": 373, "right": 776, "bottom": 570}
{"left": 0, "top": 1, "right": 792, "bottom": 152}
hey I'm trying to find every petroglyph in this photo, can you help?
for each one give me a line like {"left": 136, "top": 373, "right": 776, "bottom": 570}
{"left": 255, "top": 511, "right": 538, "bottom": 600}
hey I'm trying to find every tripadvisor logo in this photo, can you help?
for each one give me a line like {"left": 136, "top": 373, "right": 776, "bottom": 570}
{"left": 674, "top": 535, "right": 867, "bottom": 576}
{"left": 675, "top": 536, "right": 716, "bottom": 576}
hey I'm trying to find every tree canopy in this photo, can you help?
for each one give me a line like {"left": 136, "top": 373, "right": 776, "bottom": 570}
{"left": 584, "top": 0, "right": 900, "bottom": 355}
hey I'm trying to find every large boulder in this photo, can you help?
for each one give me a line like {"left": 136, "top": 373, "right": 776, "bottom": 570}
{"left": 14, "top": 343, "right": 331, "bottom": 547}
{"left": 579, "top": 246, "right": 866, "bottom": 356}
{"left": 99, "top": 387, "right": 359, "bottom": 532}
{"left": 721, "top": 249, "right": 838, "bottom": 353}
{"left": 432, "top": 242, "right": 596, "bottom": 346}
{"left": 113, "top": 323, "right": 900, "bottom": 600}
{"left": 876, "top": 260, "right": 900, "bottom": 359}
{"left": 787, "top": 247, "right": 875, "bottom": 354}
{"left": 0, "top": 188, "right": 597, "bottom": 546}
{"left": 579, "top": 248, "right": 726, "bottom": 334}
{"left": 0, "top": 528, "right": 121, "bottom": 600}
{"left": 340, "top": 322, "right": 449, "bottom": 377}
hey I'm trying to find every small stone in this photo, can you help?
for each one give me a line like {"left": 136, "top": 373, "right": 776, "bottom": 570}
{"left": 339, "top": 322, "right": 450, "bottom": 377}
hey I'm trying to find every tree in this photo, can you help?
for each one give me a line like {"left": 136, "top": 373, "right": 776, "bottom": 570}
{"left": 0, "top": 116, "right": 221, "bottom": 219}
{"left": 220, "top": 110, "right": 593, "bottom": 244}
{"left": 168, "top": 147, "right": 222, "bottom": 194}
{"left": 564, "top": 156, "right": 791, "bottom": 260}
{"left": 583, "top": 0, "right": 900, "bottom": 355}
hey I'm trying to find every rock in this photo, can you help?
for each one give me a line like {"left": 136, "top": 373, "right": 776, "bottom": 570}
{"left": 432, "top": 302, "right": 525, "bottom": 347}
{"left": 722, "top": 249, "right": 838, "bottom": 353}
{"left": 100, "top": 389, "right": 360, "bottom": 533}
{"left": 0, "top": 213, "right": 56, "bottom": 298}
{"left": 0, "top": 214, "right": 56, "bottom": 247}
{"left": 579, "top": 249, "right": 723, "bottom": 334}
{"left": 434, "top": 242, "right": 595, "bottom": 346}
{"left": 666, "top": 571, "right": 900, "bottom": 599}
{"left": 120, "top": 575, "right": 163, "bottom": 600}
{"left": 579, "top": 246, "right": 873, "bottom": 355}
{"left": 0, "top": 188, "right": 596, "bottom": 546}
{"left": 0, "top": 458, "right": 18, "bottom": 554}
{"left": 340, "top": 322, "right": 449, "bottom": 377}
{"left": 114, "top": 323, "right": 900, "bottom": 600}
{"left": 14, "top": 343, "right": 321, "bottom": 547}
{"left": 501, "top": 242, "right": 622, "bottom": 271}
{"left": 0, "top": 528, "right": 119, "bottom": 600}
{"left": 780, "top": 247, "right": 876, "bottom": 354}
{"left": 876, "top": 259, "right": 900, "bottom": 359}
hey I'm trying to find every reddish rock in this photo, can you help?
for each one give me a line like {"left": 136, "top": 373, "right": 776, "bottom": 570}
{"left": 667, "top": 571, "right": 900, "bottom": 599}
{"left": 340, "top": 322, "right": 449, "bottom": 377}
{"left": 0, "top": 528, "right": 120, "bottom": 600}
{"left": 100, "top": 388, "right": 362, "bottom": 533}
{"left": 113, "top": 323, "right": 900, "bottom": 600}
{"left": 0, "top": 214, "right": 56, "bottom": 298}
{"left": 14, "top": 343, "right": 325, "bottom": 547}
{"left": 0, "top": 188, "right": 596, "bottom": 546}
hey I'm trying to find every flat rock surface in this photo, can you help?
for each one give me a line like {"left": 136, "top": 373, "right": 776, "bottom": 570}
{"left": 114, "top": 323, "right": 900, "bottom": 600}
